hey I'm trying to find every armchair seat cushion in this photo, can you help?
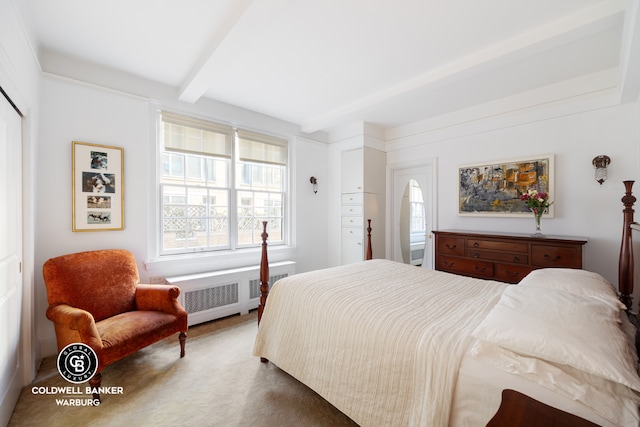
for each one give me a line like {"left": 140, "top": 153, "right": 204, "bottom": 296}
{"left": 97, "top": 310, "right": 185, "bottom": 368}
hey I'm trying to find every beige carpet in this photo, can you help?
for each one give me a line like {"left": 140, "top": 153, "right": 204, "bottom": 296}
{"left": 8, "top": 312, "right": 358, "bottom": 427}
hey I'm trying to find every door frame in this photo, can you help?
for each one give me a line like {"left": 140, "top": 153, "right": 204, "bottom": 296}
{"left": 0, "top": 86, "right": 25, "bottom": 426}
{"left": 387, "top": 158, "right": 437, "bottom": 268}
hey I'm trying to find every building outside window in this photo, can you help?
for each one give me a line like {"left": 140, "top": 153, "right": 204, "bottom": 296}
{"left": 159, "top": 112, "right": 287, "bottom": 255}
{"left": 409, "top": 178, "right": 426, "bottom": 242}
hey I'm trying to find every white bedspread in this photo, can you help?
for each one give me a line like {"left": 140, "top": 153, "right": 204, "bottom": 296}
{"left": 253, "top": 259, "right": 508, "bottom": 427}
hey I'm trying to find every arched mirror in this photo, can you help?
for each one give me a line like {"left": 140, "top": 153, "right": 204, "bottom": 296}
{"left": 400, "top": 179, "right": 426, "bottom": 265}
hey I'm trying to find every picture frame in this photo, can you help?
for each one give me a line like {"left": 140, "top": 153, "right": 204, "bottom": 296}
{"left": 72, "top": 141, "right": 124, "bottom": 231}
{"left": 458, "top": 155, "right": 554, "bottom": 217}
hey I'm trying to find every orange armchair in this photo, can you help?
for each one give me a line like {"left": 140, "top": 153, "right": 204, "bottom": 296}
{"left": 43, "top": 249, "right": 187, "bottom": 400}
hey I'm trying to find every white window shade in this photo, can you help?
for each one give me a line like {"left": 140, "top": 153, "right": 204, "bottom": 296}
{"left": 161, "top": 111, "right": 233, "bottom": 158}
{"left": 237, "top": 129, "right": 287, "bottom": 166}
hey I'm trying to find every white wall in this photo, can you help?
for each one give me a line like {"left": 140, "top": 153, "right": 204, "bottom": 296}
{"left": 35, "top": 77, "right": 150, "bottom": 355}
{"left": 293, "top": 137, "right": 329, "bottom": 273}
{"left": 35, "top": 76, "right": 329, "bottom": 357}
{"left": 386, "top": 100, "right": 640, "bottom": 304}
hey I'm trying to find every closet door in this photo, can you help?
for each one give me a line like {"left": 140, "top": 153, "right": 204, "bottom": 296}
{"left": 0, "top": 91, "right": 23, "bottom": 426}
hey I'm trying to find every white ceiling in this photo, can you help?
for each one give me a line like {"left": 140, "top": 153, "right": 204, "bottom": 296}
{"left": 18, "top": 0, "right": 640, "bottom": 135}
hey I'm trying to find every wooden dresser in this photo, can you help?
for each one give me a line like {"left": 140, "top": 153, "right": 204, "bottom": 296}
{"left": 433, "top": 230, "right": 587, "bottom": 284}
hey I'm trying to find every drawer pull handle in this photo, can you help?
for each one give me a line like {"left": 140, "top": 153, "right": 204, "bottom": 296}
{"left": 473, "top": 252, "right": 479, "bottom": 258}
{"left": 513, "top": 256, "right": 520, "bottom": 263}
{"left": 544, "top": 254, "right": 561, "bottom": 262}
{"left": 443, "top": 261, "right": 453, "bottom": 267}
{"left": 473, "top": 265, "right": 487, "bottom": 272}
{"left": 445, "top": 244, "right": 456, "bottom": 250}
{"left": 504, "top": 270, "right": 521, "bottom": 278}
{"left": 473, "top": 242, "right": 479, "bottom": 248}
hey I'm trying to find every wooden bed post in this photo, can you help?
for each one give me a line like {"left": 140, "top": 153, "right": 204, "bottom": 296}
{"left": 366, "top": 219, "right": 373, "bottom": 260}
{"left": 619, "top": 180, "right": 636, "bottom": 311}
{"left": 258, "top": 221, "right": 269, "bottom": 325}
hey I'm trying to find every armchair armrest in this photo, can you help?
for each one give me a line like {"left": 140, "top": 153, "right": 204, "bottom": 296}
{"left": 46, "top": 304, "right": 103, "bottom": 351}
{"left": 135, "top": 284, "right": 187, "bottom": 317}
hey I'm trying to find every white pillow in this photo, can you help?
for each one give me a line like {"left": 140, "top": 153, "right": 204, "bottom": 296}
{"left": 472, "top": 285, "right": 640, "bottom": 392}
{"left": 519, "top": 268, "right": 625, "bottom": 310}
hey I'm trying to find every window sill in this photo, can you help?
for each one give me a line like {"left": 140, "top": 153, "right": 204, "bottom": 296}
{"left": 144, "top": 245, "right": 297, "bottom": 276}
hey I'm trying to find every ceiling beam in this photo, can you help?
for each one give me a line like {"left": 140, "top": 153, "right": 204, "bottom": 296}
{"left": 179, "top": 0, "right": 255, "bottom": 103}
{"left": 179, "top": 0, "right": 292, "bottom": 104}
{"left": 619, "top": 0, "right": 640, "bottom": 103}
{"left": 300, "top": 0, "right": 626, "bottom": 134}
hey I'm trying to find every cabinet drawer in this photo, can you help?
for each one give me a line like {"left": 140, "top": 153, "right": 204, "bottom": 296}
{"left": 467, "top": 239, "right": 528, "bottom": 253}
{"left": 437, "top": 237, "right": 464, "bottom": 256}
{"left": 341, "top": 205, "right": 363, "bottom": 216}
{"left": 531, "top": 245, "right": 580, "bottom": 268}
{"left": 436, "top": 255, "right": 494, "bottom": 279}
{"left": 342, "top": 227, "right": 364, "bottom": 239}
{"left": 342, "top": 216, "right": 364, "bottom": 227}
{"left": 341, "top": 193, "right": 364, "bottom": 204}
{"left": 467, "top": 248, "right": 528, "bottom": 264}
{"left": 494, "top": 263, "right": 533, "bottom": 284}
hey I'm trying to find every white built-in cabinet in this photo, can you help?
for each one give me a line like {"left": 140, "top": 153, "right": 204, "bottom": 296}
{"left": 340, "top": 147, "right": 386, "bottom": 264}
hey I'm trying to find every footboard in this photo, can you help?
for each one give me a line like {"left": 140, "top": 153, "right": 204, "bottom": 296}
{"left": 258, "top": 221, "right": 269, "bottom": 325}
{"left": 257, "top": 219, "right": 374, "bottom": 326}
{"left": 487, "top": 390, "right": 599, "bottom": 427}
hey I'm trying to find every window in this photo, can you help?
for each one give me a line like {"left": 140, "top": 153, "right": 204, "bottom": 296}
{"left": 409, "top": 179, "right": 426, "bottom": 243}
{"left": 159, "top": 112, "right": 287, "bottom": 255}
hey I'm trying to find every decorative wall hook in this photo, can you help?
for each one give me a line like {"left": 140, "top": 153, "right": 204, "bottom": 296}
{"left": 310, "top": 176, "right": 318, "bottom": 193}
{"left": 592, "top": 155, "right": 611, "bottom": 185}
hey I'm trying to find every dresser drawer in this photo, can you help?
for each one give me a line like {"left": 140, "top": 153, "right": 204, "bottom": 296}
{"left": 467, "top": 248, "right": 528, "bottom": 264}
{"left": 342, "top": 227, "right": 363, "bottom": 239}
{"left": 436, "top": 255, "right": 494, "bottom": 279}
{"left": 467, "top": 239, "right": 528, "bottom": 253}
{"left": 342, "top": 216, "right": 364, "bottom": 227}
{"left": 437, "top": 237, "right": 464, "bottom": 256}
{"left": 341, "top": 193, "right": 364, "bottom": 204}
{"left": 341, "top": 205, "right": 363, "bottom": 216}
{"left": 433, "top": 231, "right": 586, "bottom": 284}
{"left": 531, "top": 245, "right": 580, "bottom": 268}
{"left": 494, "top": 263, "right": 533, "bottom": 284}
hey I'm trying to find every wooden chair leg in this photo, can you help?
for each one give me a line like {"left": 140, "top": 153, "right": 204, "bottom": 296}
{"left": 89, "top": 372, "right": 102, "bottom": 402}
{"left": 179, "top": 332, "right": 187, "bottom": 357}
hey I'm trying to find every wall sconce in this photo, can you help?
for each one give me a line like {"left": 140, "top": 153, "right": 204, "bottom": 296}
{"left": 309, "top": 176, "right": 318, "bottom": 194}
{"left": 592, "top": 155, "right": 611, "bottom": 185}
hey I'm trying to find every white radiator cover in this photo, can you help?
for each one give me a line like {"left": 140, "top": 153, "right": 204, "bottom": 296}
{"left": 166, "top": 261, "right": 295, "bottom": 326}
{"left": 410, "top": 242, "right": 425, "bottom": 266}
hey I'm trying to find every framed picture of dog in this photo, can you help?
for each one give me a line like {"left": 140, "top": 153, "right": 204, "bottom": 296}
{"left": 72, "top": 141, "right": 124, "bottom": 231}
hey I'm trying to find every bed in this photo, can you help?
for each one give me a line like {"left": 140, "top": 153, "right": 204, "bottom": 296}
{"left": 253, "top": 181, "right": 640, "bottom": 427}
